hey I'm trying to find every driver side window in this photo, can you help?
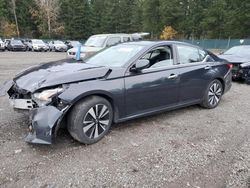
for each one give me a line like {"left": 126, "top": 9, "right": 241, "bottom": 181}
{"left": 141, "top": 46, "right": 174, "bottom": 69}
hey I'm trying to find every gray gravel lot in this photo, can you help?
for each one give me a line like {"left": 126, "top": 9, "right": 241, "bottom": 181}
{"left": 0, "top": 52, "right": 250, "bottom": 188}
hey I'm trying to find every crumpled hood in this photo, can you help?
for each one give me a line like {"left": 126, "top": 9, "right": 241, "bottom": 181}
{"left": 13, "top": 59, "right": 110, "bottom": 92}
{"left": 68, "top": 46, "right": 103, "bottom": 53}
{"left": 219, "top": 54, "right": 250, "bottom": 63}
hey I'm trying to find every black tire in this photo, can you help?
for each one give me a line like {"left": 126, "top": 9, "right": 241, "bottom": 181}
{"left": 200, "top": 79, "right": 223, "bottom": 109}
{"left": 67, "top": 96, "right": 113, "bottom": 144}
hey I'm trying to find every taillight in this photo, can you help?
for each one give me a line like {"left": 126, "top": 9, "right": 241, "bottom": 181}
{"left": 227, "top": 64, "right": 233, "bottom": 69}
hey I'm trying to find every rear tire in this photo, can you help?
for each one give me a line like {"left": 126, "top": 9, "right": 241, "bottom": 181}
{"left": 67, "top": 96, "right": 113, "bottom": 144}
{"left": 200, "top": 79, "right": 223, "bottom": 109}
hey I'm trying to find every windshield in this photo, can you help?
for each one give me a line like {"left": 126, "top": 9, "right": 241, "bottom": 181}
{"left": 85, "top": 36, "right": 107, "bottom": 47}
{"left": 224, "top": 46, "right": 250, "bottom": 56}
{"left": 32, "top": 40, "right": 44, "bottom": 45}
{"left": 11, "top": 40, "right": 23, "bottom": 45}
{"left": 85, "top": 45, "right": 144, "bottom": 67}
{"left": 54, "top": 40, "right": 64, "bottom": 45}
{"left": 71, "top": 41, "right": 81, "bottom": 46}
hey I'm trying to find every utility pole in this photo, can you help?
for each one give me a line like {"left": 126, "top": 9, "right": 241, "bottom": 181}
{"left": 11, "top": 0, "right": 20, "bottom": 38}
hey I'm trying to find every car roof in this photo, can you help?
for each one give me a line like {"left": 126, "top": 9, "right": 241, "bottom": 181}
{"left": 91, "top": 33, "right": 132, "bottom": 37}
{"left": 121, "top": 40, "right": 202, "bottom": 48}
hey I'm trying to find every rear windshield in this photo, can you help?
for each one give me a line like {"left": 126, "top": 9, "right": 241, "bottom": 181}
{"left": 224, "top": 46, "right": 250, "bottom": 56}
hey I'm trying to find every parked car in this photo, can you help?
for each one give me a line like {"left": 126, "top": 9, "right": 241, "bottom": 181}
{"left": 27, "top": 39, "right": 49, "bottom": 52}
{"left": 6, "top": 39, "right": 26, "bottom": 51}
{"left": 48, "top": 40, "right": 67, "bottom": 52}
{"left": 21, "top": 39, "right": 30, "bottom": 51}
{"left": 65, "top": 40, "right": 81, "bottom": 50}
{"left": 0, "top": 38, "right": 5, "bottom": 51}
{"left": 219, "top": 45, "right": 250, "bottom": 83}
{"left": 0, "top": 41, "right": 232, "bottom": 145}
{"left": 67, "top": 34, "right": 134, "bottom": 59}
{"left": 4, "top": 39, "right": 11, "bottom": 49}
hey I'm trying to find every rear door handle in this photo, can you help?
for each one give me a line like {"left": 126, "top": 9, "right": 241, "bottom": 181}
{"left": 205, "top": 65, "right": 212, "bottom": 70}
{"left": 168, "top": 74, "right": 178, "bottom": 79}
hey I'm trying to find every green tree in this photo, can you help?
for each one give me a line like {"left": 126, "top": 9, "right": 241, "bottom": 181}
{"left": 143, "top": 0, "right": 162, "bottom": 38}
{"left": 60, "top": 0, "right": 92, "bottom": 39}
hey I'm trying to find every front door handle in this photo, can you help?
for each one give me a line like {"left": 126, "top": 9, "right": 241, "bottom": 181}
{"left": 205, "top": 65, "right": 212, "bottom": 70}
{"left": 168, "top": 74, "right": 178, "bottom": 79}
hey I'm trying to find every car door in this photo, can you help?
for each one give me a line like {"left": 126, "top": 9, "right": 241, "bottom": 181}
{"left": 125, "top": 45, "right": 180, "bottom": 117}
{"left": 175, "top": 44, "right": 213, "bottom": 103}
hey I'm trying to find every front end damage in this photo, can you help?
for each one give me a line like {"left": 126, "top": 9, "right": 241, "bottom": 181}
{"left": 0, "top": 81, "right": 70, "bottom": 144}
{"left": 25, "top": 106, "right": 64, "bottom": 144}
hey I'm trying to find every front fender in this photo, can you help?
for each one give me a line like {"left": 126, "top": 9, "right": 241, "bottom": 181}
{"left": 58, "top": 79, "right": 126, "bottom": 121}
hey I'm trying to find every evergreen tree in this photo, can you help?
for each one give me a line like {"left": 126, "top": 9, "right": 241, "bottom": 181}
{"left": 143, "top": 0, "right": 162, "bottom": 38}
{"left": 60, "top": 0, "right": 92, "bottom": 39}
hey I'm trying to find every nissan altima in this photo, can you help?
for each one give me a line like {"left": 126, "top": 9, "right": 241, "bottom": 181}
{"left": 0, "top": 41, "right": 232, "bottom": 145}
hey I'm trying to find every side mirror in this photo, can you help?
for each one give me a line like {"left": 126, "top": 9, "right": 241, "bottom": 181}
{"left": 130, "top": 59, "right": 150, "bottom": 72}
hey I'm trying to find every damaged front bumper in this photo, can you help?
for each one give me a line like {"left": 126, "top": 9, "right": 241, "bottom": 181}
{"left": 1, "top": 80, "right": 70, "bottom": 144}
{"left": 25, "top": 106, "right": 64, "bottom": 144}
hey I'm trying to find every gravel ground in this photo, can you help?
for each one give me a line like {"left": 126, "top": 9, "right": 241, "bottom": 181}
{"left": 0, "top": 52, "right": 250, "bottom": 188}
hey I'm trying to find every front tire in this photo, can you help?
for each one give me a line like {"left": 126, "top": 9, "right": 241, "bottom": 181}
{"left": 201, "top": 79, "right": 223, "bottom": 109}
{"left": 67, "top": 96, "right": 113, "bottom": 144}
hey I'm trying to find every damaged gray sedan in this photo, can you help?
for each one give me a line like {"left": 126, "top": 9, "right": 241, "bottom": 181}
{"left": 0, "top": 41, "right": 232, "bottom": 145}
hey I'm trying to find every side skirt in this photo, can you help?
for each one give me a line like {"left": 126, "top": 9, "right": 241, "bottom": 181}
{"left": 115, "top": 99, "right": 201, "bottom": 124}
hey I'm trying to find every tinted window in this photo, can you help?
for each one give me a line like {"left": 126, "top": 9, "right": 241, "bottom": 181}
{"left": 106, "top": 37, "right": 121, "bottom": 47}
{"left": 177, "top": 45, "right": 201, "bottom": 64}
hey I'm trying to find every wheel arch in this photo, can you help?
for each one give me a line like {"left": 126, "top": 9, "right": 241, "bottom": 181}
{"left": 214, "top": 77, "right": 225, "bottom": 94}
{"left": 65, "top": 91, "right": 119, "bottom": 123}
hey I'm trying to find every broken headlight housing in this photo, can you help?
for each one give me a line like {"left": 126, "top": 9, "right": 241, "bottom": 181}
{"left": 32, "top": 87, "right": 64, "bottom": 106}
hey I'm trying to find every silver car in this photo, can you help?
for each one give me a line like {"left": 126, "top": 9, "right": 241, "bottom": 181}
{"left": 49, "top": 40, "right": 68, "bottom": 52}
{"left": 28, "top": 39, "right": 49, "bottom": 52}
{"left": 67, "top": 34, "right": 134, "bottom": 59}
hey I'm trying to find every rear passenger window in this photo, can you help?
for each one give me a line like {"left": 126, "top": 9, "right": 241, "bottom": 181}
{"left": 177, "top": 45, "right": 201, "bottom": 64}
{"left": 106, "top": 37, "right": 121, "bottom": 47}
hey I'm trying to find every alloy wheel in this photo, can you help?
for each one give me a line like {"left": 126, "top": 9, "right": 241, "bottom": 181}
{"left": 208, "top": 82, "right": 222, "bottom": 106}
{"left": 82, "top": 104, "right": 110, "bottom": 139}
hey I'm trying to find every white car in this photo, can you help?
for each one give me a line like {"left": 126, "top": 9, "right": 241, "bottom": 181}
{"left": 67, "top": 34, "right": 134, "bottom": 59}
{"left": 49, "top": 40, "right": 67, "bottom": 52}
{"left": 28, "top": 39, "right": 49, "bottom": 52}
{"left": 0, "top": 38, "right": 5, "bottom": 51}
